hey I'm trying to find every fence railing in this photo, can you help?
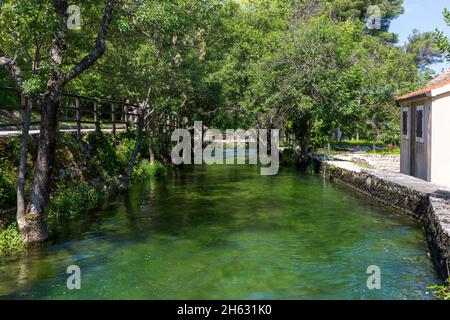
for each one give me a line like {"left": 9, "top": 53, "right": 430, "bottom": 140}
{"left": 0, "top": 86, "right": 141, "bottom": 138}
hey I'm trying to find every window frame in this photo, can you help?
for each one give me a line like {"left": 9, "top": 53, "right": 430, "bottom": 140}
{"left": 402, "top": 107, "right": 409, "bottom": 139}
{"left": 416, "top": 105, "right": 425, "bottom": 143}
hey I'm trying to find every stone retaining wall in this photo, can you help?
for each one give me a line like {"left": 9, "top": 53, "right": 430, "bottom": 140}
{"left": 320, "top": 160, "right": 450, "bottom": 279}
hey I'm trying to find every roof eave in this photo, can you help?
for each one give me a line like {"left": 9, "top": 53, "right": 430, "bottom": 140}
{"left": 431, "top": 83, "right": 450, "bottom": 98}
{"left": 396, "top": 91, "right": 431, "bottom": 104}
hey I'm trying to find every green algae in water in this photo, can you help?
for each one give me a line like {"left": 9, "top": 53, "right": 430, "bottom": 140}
{"left": 0, "top": 165, "right": 439, "bottom": 299}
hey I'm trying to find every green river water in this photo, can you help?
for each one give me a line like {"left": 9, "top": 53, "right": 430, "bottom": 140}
{"left": 0, "top": 165, "right": 440, "bottom": 299}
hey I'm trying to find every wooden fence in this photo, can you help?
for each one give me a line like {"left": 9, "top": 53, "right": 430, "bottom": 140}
{"left": 0, "top": 86, "right": 141, "bottom": 138}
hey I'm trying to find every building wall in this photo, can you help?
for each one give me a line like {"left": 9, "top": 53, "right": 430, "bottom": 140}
{"left": 400, "top": 98, "right": 431, "bottom": 181}
{"left": 400, "top": 101, "right": 411, "bottom": 176}
{"left": 413, "top": 99, "right": 431, "bottom": 181}
{"left": 431, "top": 92, "right": 450, "bottom": 186}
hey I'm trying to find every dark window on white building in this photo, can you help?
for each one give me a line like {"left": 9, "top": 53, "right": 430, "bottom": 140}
{"left": 416, "top": 106, "right": 424, "bottom": 142}
{"left": 402, "top": 108, "right": 408, "bottom": 137}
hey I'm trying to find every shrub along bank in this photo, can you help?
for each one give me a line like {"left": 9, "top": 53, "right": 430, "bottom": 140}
{"left": 0, "top": 131, "right": 167, "bottom": 255}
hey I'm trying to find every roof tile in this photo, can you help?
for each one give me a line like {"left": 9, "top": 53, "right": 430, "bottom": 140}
{"left": 397, "top": 68, "right": 450, "bottom": 101}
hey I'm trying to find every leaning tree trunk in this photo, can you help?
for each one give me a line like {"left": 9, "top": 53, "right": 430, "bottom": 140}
{"left": 16, "top": 96, "right": 33, "bottom": 231}
{"left": 21, "top": 89, "right": 61, "bottom": 243}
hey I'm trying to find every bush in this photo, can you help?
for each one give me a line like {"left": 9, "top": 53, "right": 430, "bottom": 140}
{"left": 0, "top": 223, "right": 24, "bottom": 255}
{"left": 429, "top": 279, "right": 450, "bottom": 300}
{"left": 330, "top": 140, "right": 386, "bottom": 148}
{"left": 49, "top": 182, "right": 101, "bottom": 218}
{"left": 58, "top": 132, "right": 80, "bottom": 154}
{"left": 280, "top": 148, "right": 297, "bottom": 166}
{"left": 0, "top": 168, "right": 15, "bottom": 207}
{"left": 151, "top": 162, "right": 168, "bottom": 177}
{"left": 0, "top": 136, "right": 21, "bottom": 167}
{"left": 368, "top": 148, "right": 401, "bottom": 155}
{"left": 86, "top": 132, "right": 122, "bottom": 176}
{"left": 116, "top": 136, "right": 136, "bottom": 167}
{"left": 133, "top": 160, "right": 167, "bottom": 181}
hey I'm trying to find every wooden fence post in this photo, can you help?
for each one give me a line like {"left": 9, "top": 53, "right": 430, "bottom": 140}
{"left": 111, "top": 103, "right": 116, "bottom": 138}
{"left": 124, "top": 103, "right": 129, "bottom": 131}
{"left": 94, "top": 101, "right": 100, "bottom": 132}
{"left": 65, "top": 98, "right": 69, "bottom": 119}
{"left": 76, "top": 97, "right": 81, "bottom": 140}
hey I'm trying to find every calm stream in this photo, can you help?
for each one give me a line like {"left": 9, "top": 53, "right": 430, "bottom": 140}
{"left": 0, "top": 165, "right": 439, "bottom": 299}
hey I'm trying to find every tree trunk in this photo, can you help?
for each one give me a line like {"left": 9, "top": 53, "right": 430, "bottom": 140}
{"left": 122, "top": 110, "right": 145, "bottom": 190}
{"left": 148, "top": 128, "right": 155, "bottom": 165}
{"left": 157, "top": 119, "right": 170, "bottom": 163}
{"left": 294, "top": 110, "right": 313, "bottom": 172}
{"left": 22, "top": 88, "right": 61, "bottom": 244}
{"left": 297, "top": 128, "right": 312, "bottom": 171}
{"left": 4, "top": 0, "right": 117, "bottom": 244}
{"left": 16, "top": 96, "right": 33, "bottom": 231}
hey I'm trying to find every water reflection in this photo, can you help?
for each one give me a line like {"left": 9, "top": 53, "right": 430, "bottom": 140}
{"left": 0, "top": 165, "right": 440, "bottom": 299}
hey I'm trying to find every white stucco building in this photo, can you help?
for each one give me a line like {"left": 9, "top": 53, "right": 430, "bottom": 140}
{"left": 396, "top": 70, "right": 450, "bottom": 187}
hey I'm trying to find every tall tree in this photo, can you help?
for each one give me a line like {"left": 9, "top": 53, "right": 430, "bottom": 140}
{"left": 77, "top": 0, "right": 228, "bottom": 162}
{"left": 435, "top": 8, "right": 450, "bottom": 61}
{"left": 0, "top": 0, "right": 119, "bottom": 243}
{"left": 326, "top": 0, "right": 404, "bottom": 42}
{"left": 406, "top": 29, "right": 442, "bottom": 79}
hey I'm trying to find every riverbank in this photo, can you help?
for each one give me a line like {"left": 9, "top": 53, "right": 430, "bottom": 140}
{"left": 0, "top": 131, "right": 164, "bottom": 254}
{"left": 318, "top": 158, "right": 450, "bottom": 279}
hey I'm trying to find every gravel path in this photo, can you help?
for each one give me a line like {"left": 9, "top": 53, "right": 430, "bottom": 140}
{"left": 333, "top": 153, "right": 400, "bottom": 173}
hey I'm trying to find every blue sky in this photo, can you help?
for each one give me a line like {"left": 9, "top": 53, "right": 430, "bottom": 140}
{"left": 390, "top": 0, "right": 450, "bottom": 73}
